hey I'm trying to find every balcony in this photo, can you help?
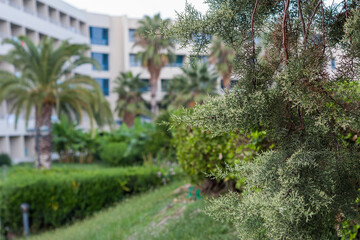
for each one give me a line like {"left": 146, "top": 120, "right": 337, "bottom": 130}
{"left": 0, "top": 32, "right": 10, "bottom": 39}
{"left": 49, "top": 18, "right": 59, "bottom": 25}
{"left": 23, "top": 5, "right": 35, "bottom": 14}
{"left": 8, "top": 0, "right": 21, "bottom": 9}
{"left": 70, "top": 26, "right": 77, "bottom": 33}
{"left": 37, "top": 12, "right": 48, "bottom": 20}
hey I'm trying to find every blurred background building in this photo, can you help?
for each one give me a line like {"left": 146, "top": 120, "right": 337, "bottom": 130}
{"left": 0, "top": 0, "right": 212, "bottom": 163}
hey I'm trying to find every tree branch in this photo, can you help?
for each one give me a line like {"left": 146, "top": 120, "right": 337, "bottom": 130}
{"left": 251, "top": 0, "right": 259, "bottom": 88}
{"left": 321, "top": 0, "right": 326, "bottom": 53}
{"left": 282, "top": 0, "right": 290, "bottom": 64}
{"left": 297, "top": 0, "right": 306, "bottom": 37}
{"left": 304, "top": 0, "right": 322, "bottom": 43}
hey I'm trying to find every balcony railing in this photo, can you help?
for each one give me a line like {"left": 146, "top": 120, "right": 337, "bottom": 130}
{"left": 0, "top": 32, "right": 10, "bottom": 39}
{"left": 49, "top": 18, "right": 59, "bottom": 25}
{"left": 23, "top": 6, "right": 35, "bottom": 15}
{"left": 60, "top": 22, "right": 68, "bottom": 29}
{"left": 8, "top": 0, "right": 21, "bottom": 9}
{"left": 70, "top": 26, "right": 77, "bottom": 33}
{"left": 37, "top": 12, "right": 48, "bottom": 20}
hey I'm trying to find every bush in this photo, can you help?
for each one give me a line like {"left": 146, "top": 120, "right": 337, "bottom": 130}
{"left": 144, "top": 111, "right": 176, "bottom": 163}
{"left": 99, "top": 142, "right": 133, "bottom": 166}
{"left": 98, "top": 119, "right": 155, "bottom": 165}
{"left": 0, "top": 153, "right": 11, "bottom": 166}
{"left": 0, "top": 166, "right": 178, "bottom": 233}
{"left": 172, "top": 109, "right": 268, "bottom": 188}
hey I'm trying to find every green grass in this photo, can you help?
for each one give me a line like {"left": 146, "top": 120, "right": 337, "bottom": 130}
{"left": 0, "top": 163, "right": 110, "bottom": 182}
{"left": 27, "top": 181, "right": 237, "bottom": 240}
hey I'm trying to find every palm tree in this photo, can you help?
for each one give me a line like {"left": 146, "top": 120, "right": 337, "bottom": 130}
{"left": 162, "top": 62, "right": 218, "bottom": 109}
{"left": 113, "top": 71, "right": 151, "bottom": 127}
{"left": 0, "top": 36, "right": 112, "bottom": 169}
{"left": 209, "top": 38, "right": 235, "bottom": 89}
{"left": 134, "top": 13, "right": 175, "bottom": 114}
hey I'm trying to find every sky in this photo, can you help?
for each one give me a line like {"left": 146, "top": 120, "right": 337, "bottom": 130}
{"left": 64, "top": 0, "right": 209, "bottom": 19}
{"left": 64, "top": 0, "right": 343, "bottom": 19}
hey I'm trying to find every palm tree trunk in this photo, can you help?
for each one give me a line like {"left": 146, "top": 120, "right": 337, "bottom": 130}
{"left": 124, "top": 111, "right": 136, "bottom": 127}
{"left": 223, "top": 73, "right": 231, "bottom": 89}
{"left": 35, "top": 102, "right": 53, "bottom": 169}
{"left": 150, "top": 74, "right": 158, "bottom": 114}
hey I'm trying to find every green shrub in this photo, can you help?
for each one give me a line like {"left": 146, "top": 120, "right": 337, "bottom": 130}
{"left": 145, "top": 111, "right": 176, "bottom": 163}
{"left": 0, "top": 153, "right": 11, "bottom": 166}
{"left": 172, "top": 109, "right": 267, "bottom": 187}
{"left": 99, "top": 142, "right": 134, "bottom": 166}
{"left": 98, "top": 119, "right": 154, "bottom": 165}
{"left": 0, "top": 166, "right": 178, "bottom": 233}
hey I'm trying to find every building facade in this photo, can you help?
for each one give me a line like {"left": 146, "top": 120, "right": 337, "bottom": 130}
{"left": 0, "top": 0, "right": 210, "bottom": 164}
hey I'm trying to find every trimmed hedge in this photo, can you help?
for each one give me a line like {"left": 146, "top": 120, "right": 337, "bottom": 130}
{"left": 0, "top": 166, "right": 177, "bottom": 233}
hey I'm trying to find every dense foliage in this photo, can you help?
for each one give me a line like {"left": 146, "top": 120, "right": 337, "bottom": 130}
{"left": 52, "top": 116, "right": 97, "bottom": 163}
{"left": 172, "top": 109, "right": 268, "bottom": 189}
{"left": 0, "top": 36, "right": 112, "bottom": 168}
{"left": 0, "top": 153, "right": 11, "bottom": 167}
{"left": 99, "top": 142, "right": 134, "bottom": 166}
{"left": 113, "top": 71, "right": 150, "bottom": 127}
{"left": 53, "top": 117, "right": 174, "bottom": 166}
{"left": 0, "top": 166, "right": 178, "bottom": 233}
{"left": 135, "top": 14, "right": 175, "bottom": 114}
{"left": 162, "top": 62, "right": 218, "bottom": 110}
{"left": 170, "top": 0, "right": 360, "bottom": 238}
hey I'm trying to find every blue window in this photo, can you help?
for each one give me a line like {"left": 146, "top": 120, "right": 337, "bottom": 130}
{"left": 171, "top": 55, "right": 184, "bottom": 67}
{"left": 129, "top": 54, "right": 141, "bottom": 67}
{"left": 95, "top": 78, "right": 109, "bottom": 96}
{"left": 140, "top": 79, "right": 150, "bottom": 92}
{"left": 161, "top": 79, "right": 170, "bottom": 91}
{"left": 89, "top": 27, "right": 109, "bottom": 45}
{"left": 91, "top": 52, "right": 109, "bottom": 71}
{"left": 331, "top": 58, "right": 336, "bottom": 70}
{"left": 129, "top": 29, "right": 136, "bottom": 42}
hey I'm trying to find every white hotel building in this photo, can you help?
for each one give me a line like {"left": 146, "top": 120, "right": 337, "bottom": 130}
{"left": 0, "top": 0, "right": 213, "bottom": 164}
{"left": 0, "top": 0, "right": 337, "bottom": 164}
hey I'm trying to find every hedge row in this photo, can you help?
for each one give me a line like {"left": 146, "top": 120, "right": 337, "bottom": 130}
{"left": 0, "top": 166, "right": 177, "bottom": 233}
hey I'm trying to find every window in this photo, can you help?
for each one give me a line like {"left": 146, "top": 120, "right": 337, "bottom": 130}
{"left": 95, "top": 78, "right": 109, "bottom": 96}
{"left": 140, "top": 79, "right": 150, "bottom": 92}
{"left": 129, "top": 29, "right": 136, "bottom": 42}
{"left": 161, "top": 79, "right": 170, "bottom": 91}
{"left": 89, "top": 27, "right": 109, "bottom": 45}
{"left": 331, "top": 58, "right": 336, "bottom": 70}
{"left": 171, "top": 55, "right": 184, "bottom": 67}
{"left": 91, "top": 52, "right": 109, "bottom": 71}
{"left": 129, "top": 54, "right": 141, "bottom": 67}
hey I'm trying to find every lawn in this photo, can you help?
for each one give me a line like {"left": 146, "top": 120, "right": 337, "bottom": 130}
{"left": 26, "top": 180, "right": 237, "bottom": 240}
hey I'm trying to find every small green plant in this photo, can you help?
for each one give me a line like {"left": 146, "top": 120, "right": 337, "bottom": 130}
{"left": 0, "top": 153, "right": 11, "bottom": 166}
{"left": 339, "top": 190, "right": 360, "bottom": 240}
{"left": 171, "top": 109, "right": 267, "bottom": 189}
{"left": 99, "top": 142, "right": 132, "bottom": 166}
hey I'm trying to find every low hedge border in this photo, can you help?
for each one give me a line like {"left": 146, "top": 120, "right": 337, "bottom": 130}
{"left": 0, "top": 166, "right": 179, "bottom": 233}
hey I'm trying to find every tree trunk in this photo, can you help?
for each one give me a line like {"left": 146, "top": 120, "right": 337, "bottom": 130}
{"left": 150, "top": 74, "right": 158, "bottom": 114}
{"left": 223, "top": 72, "right": 231, "bottom": 89}
{"left": 35, "top": 102, "right": 53, "bottom": 169}
{"left": 123, "top": 96, "right": 137, "bottom": 127}
{"left": 123, "top": 110, "right": 136, "bottom": 127}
